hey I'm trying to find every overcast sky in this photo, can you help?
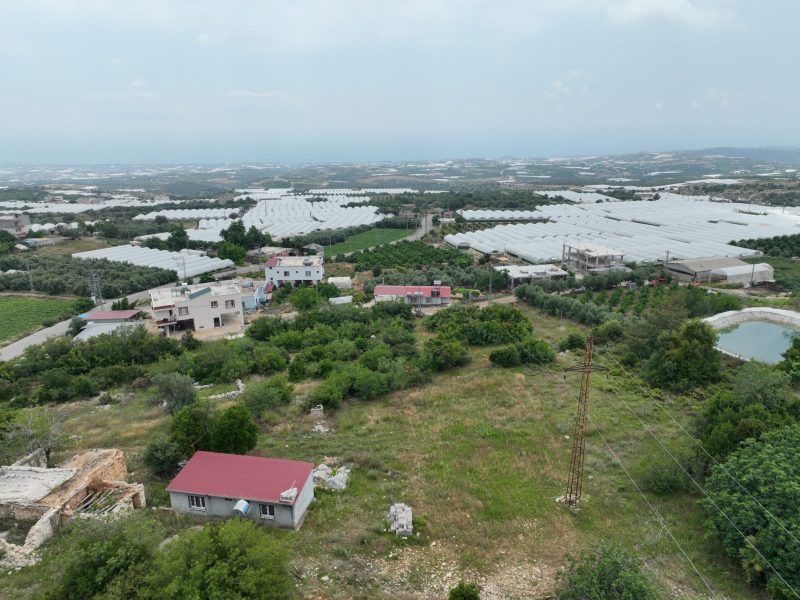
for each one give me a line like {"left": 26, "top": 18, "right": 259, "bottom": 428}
{"left": 0, "top": 1, "right": 797, "bottom": 163}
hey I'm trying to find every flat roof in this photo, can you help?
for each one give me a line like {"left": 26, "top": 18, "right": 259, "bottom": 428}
{"left": 266, "top": 256, "right": 323, "bottom": 268}
{"left": 668, "top": 256, "right": 747, "bottom": 272}
{"left": 494, "top": 264, "right": 568, "bottom": 278}
{"left": 82, "top": 310, "right": 140, "bottom": 321}
{"left": 166, "top": 451, "right": 313, "bottom": 505}
{"left": 0, "top": 466, "right": 76, "bottom": 504}
{"left": 373, "top": 285, "right": 452, "bottom": 298}
{"left": 150, "top": 282, "right": 241, "bottom": 306}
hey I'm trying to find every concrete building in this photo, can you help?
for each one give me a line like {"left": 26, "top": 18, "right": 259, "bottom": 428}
{"left": 494, "top": 264, "right": 569, "bottom": 288}
{"left": 265, "top": 255, "right": 324, "bottom": 287}
{"left": 373, "top": 285, "right": 451, "bottom": 306}
{"left": 150, "top": 282, "right": 244, "bottom": 333}
{"left": 562, "top": 242, "right": 625, "bottom": 274}
{"left": 166, "top": 451, "right": 314, "bottom": 530}
{"left": 0, "top": 213, "right": 31, "bottom": 238}
{"left": 666, "top": 256, "right": 752, "bottom": 283}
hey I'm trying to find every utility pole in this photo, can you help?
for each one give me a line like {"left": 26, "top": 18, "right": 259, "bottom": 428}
{"left": 561, "top": 336, "right": 604, "bottom": 509}
{"left": 488, "top": 266, "right": 493, "bottom": 304}
{"left": 25, "top": 259, "right": 34, "bottom": 292}
{"left": 88, "top": 269, "right": 103, "bottom": 306}
{"left": 664, "top": 250, "right": 670, "bottom": 284}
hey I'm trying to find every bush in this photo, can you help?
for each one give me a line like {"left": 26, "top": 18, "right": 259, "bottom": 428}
{"left": 142, "top": 432, "right": 185, "bottom": 478}
{"left": 309, "top": 374, "right": 349, "bottom": 409}
{"left": 141, "top": 519, "right": 293, "bottom": 600}
{"left": 210, "top": 405, "right": 258, "bottom": 454}
{"left": 170, "top": 402, "right": 213, "bottom": 455}
{"left": 489, "top": 345, "right": 522, "bottom": 368}
{"left": 247, "top": 316, "right": 287, "bottom": 341}
{"left": 556, "top": 542, "right": 661, "bottom": 600}
{"left": 241, "top": 376, "right": 294, "bottom": 416}
{"left": 252, "top": 345, "right": 288, "bottom": 374}
{"left": 449, "top": 581, "right": 481, "bottom": 600}
{"left": 152, "top": 373, "right": 197, "bottom": 414}
{"left": 516, "top": 337, "right": 556, "bottom": 365}
{"left": 558, "top": 332, "right": 586, "bottom": 352}
{"left": 423, "top": 336, "right": 470, "bottom": 371}
{"left": 703, "top": 426, "right": 800, "bottom": 597}
{"left": 593, "top": 319, "right": 624, "bottom": 341}
{"left": 41, "top": 515, "right": 164, "bottom": 600}
{"left": 644, "top": 319, "right": 720, "bottom": 391}
{"left": 633, "top": 452, "right": 690, "bottom": 496}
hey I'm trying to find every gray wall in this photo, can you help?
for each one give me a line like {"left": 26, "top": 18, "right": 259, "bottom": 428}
{"left": 169, "top": 477, "right": 314, "bottom": 530}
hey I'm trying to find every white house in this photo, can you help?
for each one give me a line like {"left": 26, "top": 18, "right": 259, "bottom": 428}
{"left": 150, "top": 282, "right": 244, "bottom": 333}
{"left": 265, "top": 255, "right": 324, "bottom": 287}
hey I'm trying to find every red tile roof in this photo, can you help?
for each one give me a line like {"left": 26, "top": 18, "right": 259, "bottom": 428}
{"left": 82, "top": 309, "right": 140, "bottom": 321}
{"left": 266, "top": 257, "right": 280, "bottom": 267}
{"left": 373, "top": 285, "right": 451, "bottom": 298}
{"left": 166, "top": 451, "right": 313, "bottom": 505}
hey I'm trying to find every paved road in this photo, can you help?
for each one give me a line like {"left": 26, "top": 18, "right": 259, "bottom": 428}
{"left": 0, "top": 283, "right": 176, "bottom": 362}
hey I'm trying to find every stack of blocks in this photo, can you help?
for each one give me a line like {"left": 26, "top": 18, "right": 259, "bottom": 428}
{"left": 388, "top": 503, "right": 413, "bottom": 537}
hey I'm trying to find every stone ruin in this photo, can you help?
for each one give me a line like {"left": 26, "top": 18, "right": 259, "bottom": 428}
{"left": 388, "top": 503, "right": 413, "bottom": 537}
{"left": 312, "top": 463, "right": 351, "bottom": 491}
{"left": 0, "top": 448, "right": 145, "bottom": 569}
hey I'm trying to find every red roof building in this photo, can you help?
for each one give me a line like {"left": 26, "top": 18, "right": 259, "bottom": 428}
{"left": 166, "top": 451, "right": 315, "bottom": 529}
{"left": 372, "top": 285, "right": 452, "bottom": 306}
{"left": 81, "top": 309, "right": 141, "bottom": 322}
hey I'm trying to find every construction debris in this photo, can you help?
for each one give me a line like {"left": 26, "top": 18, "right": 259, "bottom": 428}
{"left": 309, "top": 404, "right": 324, "bottom": 419}
{"left": 388, "top": 503, "right": 413, "bottom": 537}
{"left": 312, "top": 464, "right": 351, "bottom": 491}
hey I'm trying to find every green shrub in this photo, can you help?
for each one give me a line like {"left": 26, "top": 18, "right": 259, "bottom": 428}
{"left": 449, "top": 581, "right": 481, "bottom": 600}
{"left": 489, "top": 345, "right": 522, "bottom": 368}
{"left": 558, "top": 332, "right": 586, "bottom": 352}
{"left": 423, "top": 335, "right": 470, "bottom": 371}
{"left": 251, "top": 345, "right": 288, "bottom": 374}
{"left": 151, "top": 372, "right": 197, "bottom": 414}
{"left": 142, "top": 432, "right": 184, "bottom": 478}
{"left": 210, "top": 405, "right": 258, "bottom": 454}
{"left": 241, "top": 375, "right": 294, "bottom": 416}
{"left": 557, "top": 542, "right": 661, "bottom": 600}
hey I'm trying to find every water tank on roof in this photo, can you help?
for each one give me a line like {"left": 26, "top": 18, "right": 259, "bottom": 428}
{"left": 232, "top": 499, "right": 250, "bottom": 517}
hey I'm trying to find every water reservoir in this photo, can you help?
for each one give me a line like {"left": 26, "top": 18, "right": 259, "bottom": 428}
{"left": 716, "top": 321, "right": 798, "bottom": 364}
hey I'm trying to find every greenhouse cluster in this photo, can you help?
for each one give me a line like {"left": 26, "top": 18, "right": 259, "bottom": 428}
{"left": 73, "top": 245, "right": 234, "bottom": 277}
{"left": 446, "top": 195, "right": 800, "bottom": 264}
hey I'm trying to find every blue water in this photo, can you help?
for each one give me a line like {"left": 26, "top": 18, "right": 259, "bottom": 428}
{"left": 716, "top": 321, "right": 799, "bottom": 364}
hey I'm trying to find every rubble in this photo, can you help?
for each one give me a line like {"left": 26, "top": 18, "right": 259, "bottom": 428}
{"left": 309, "top": 404, "right": 324, "bottom": 419}
{"left": 388, "top": 503, "right": 413, "bottom": 537}
{"left": 312, "top": 464, "right": 351, "bottom": 491}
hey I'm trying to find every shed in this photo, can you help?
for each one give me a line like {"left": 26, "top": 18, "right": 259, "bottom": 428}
{"left": 166, "top": 451, "right": 314, "bottom": 529}
{"left": 327, "top": 276, "right": 352, "bottom": 290}
{"left": 667, "top": 256, "right": 748, "bottom": 282}
{"left": 81, "top": 310, "right": 140, "bottom": 323}
{"left": 710, "top": 263, "right": 774, "bottom": 285}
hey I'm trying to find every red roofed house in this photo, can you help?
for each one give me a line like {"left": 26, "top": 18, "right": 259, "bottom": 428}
{"left": 82, "top": 309, "right": 141, "bottom": 323}
{"left": 166, "top": 451, "right": 315, "bottom": 529}
{"left": 372, "top": 285, "right": 451, "bottom": 307}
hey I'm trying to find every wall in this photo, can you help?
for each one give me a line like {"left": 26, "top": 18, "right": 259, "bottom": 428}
{"left": 291, "top": 473, "right": 314, "bottom": 528}
{"left": 169, "top": 491, "right": 299, "bottom": 529}
{"left": 704, "top": 307, "right": 800, "bottom": 330}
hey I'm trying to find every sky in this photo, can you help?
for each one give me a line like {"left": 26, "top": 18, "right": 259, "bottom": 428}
{"left": 0, "top": 0, "right": 798, "bottom": 163}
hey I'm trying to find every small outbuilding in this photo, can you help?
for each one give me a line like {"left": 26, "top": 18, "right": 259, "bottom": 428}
{"left": 710, "top": 263, "right": 774, "bottom": 285}
{"left": 667, "top": 256, "right": 750, "bottom": 283}
{"left": 166, "top": 451, "right": 314, "bottom": 530}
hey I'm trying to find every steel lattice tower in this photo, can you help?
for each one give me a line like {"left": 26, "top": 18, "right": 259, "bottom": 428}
{"left": 564, "top": 335, "right": 595, "bottom": 508}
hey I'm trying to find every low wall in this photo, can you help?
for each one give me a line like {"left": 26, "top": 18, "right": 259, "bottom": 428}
{"left": 703, "top": 307, "right": 800, "bottom": 330}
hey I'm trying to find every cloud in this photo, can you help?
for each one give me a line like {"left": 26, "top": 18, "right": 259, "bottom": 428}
{"left": 653, "top": 101, "right": 665, "bottom": 110}
{"left": 705, "top": 88, "right": 733, "bottom": 108}
{"left": 85, "top": 90, "right": 158, "bottom": 100}
{"left": 128, "top": 77, "right": 146, "bottom": 89}
{"left": 226, "top": 89, "right": 294, "bottom": 101}
{"left": 604, "top": 0, "right": 737, "bottom": 28}
{"left": 544, "top": 70, "right": 591, "bottom": 100}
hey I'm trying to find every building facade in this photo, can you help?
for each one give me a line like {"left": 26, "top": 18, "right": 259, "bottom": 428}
{"left": 372, "top": 285, "right": 451, "bottom": 306}
{"left": 265, "top": 256, "right": 324, "bottom": 287}
{"left": 0, "top": 213, "right": 31, "bottom": 238}
{"left": 166, "top": 452, "right": 315, "bottom": 530}
{"left": 150, "top": 282, "right": 244, "bottom": 332}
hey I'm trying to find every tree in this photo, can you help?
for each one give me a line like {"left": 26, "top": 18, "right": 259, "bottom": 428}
{"left": 170, "top": 402, "right": 213, "bottom": 455}
{"left": 217, "top": 241, "right": 246, "bottom": 264}
{"left": 111, "top": 297, "right": 138, "bottom": 310}
{"left": 141, "top": 519, "right": 293, "bottom": 600}
{"left": 241, "top": 376, "right": 293, "bottom": 416}
{"left": 210, "top": 405, "right": 258, "bottom": 454}
{"left": 152, "top": 373, "right": 197, "bottom": 414}
{"left": 180, "top": 331, "right": 201, "bottom": 350}
{"left": 449, "top": 581, "right": 481, "bottom": 600}
{"left": 245, "top": 225, "right": 270, "bottom": 249}
{"left": 556, "top": 543, "right": 661, "bottom": 600}
{"left": 290, "top": 287, "right": 319, "bottom": 312}
{"left": 166, "top": 226, "right": 189, "bottom": 251}
{"left": 67, "top": 316, "right": 85, "bottom": 337}
{"left": 703, "top": 426, "right": 800, "bottom": 597}
{"left": 423, "top": 336, "right": 469, "bottom": 371}
{"left": 4, "top": 407, "right": 64, "bottom": 465}
{"left": 220, "top": 220, "right": 247, "bottom": 247}
{"left": 42, "top": 514, "right": 164, "bottom": 600}
{"left": 142, "top": 432, "right": 184, "bottom": 478}
{"left": 73, "top": 296, "right": 95, "bottom": 314}
{"left": 645, "top": 318, "right": 720, "bottom": 391}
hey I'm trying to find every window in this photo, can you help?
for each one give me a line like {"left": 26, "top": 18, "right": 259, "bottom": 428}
{"left": 305, "top": 270, "right": 311, "bottom": 277}
{"left": 188, "top": 495, "right": 206, "bottom": 510}
{"left": 210, "top": 300, "right": 218, "bottom": 308}
{"left": 259, "top": 503, "right": 275, "bottom": 519}
{"left": 178, "top": 307, "right": 189, "bottom": 316}
{"left": 225, "top": 299, "right": 235, "bottom": 309}
{"left": 283, "top": 271, "right": 290, "bottom": 277}
{"left": 431, "top": 289, "right": 440, "bottom": 297}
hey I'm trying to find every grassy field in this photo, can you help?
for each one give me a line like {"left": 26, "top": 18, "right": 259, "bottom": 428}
{"left": 0, "top": 306, "right": 764, "bottom": 599}
{"left": 0, "top": 296, "right": 74, "bottom": 343}
{"left": 744, "top": 255, "right": 800, "bottom": 292}
{"left": 325, "top": 228, "right": 410, "bottom": 256}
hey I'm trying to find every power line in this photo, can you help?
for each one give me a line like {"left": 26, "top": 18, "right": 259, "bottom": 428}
{"left": 598, "top": 370, "right": 800, "bottom": 599}
{"left": 603, "top": 351, "right": 800, "bottom": 551}
{"left": 487, "top": 317, "right": 721, "bottom": 598}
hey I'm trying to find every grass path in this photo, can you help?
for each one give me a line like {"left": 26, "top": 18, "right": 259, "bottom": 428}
{"left": 324, "top": 228, "right": 410, "bottom": 256}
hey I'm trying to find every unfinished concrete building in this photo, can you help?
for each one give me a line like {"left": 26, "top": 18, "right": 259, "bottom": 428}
{"left": 562, "top": 242, "right": 627, "bottom": 274}
{"left": 0, "top": 448, "right": 145, "bottom": 568}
